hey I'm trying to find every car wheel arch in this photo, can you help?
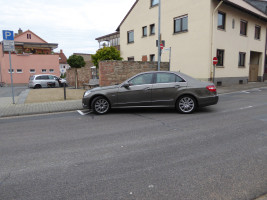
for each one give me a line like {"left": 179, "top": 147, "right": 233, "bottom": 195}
{"left": 89, "top": 94, "right": 111, "bottom": 109}
{"left": 175, "top": 93, "right": 199, "bottom": 107}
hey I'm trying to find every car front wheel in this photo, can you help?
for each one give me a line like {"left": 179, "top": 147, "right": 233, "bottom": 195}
{"left": 91, "top": 96, "right": 110, "bottom": 115}
{"left": 176, "top": 95, "right": 196, "bottom": 114}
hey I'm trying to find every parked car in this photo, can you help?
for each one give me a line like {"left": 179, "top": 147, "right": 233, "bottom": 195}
{"left": 28, "top": 74, "right": 60, "bottom": 89}
{"left": 53, "top": 76, "right": 68, "bottom": 87}
{"left": 82, "top": 71, "right": 219, "bottom": 114}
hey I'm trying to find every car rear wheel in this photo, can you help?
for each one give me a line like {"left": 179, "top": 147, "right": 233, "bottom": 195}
{"left": 176, "top": 95, "right": 196, "bottom": 114}
{"left": 34, "top": 84, "right": 42, "bottom": 89}
{"left": 91, "top": 96, "right": 110, "bottom": 115}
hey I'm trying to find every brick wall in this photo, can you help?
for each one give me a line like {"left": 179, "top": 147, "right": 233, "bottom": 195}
{"left": 99, "top": 61, "right": 169, "bottom": 86}
{"left": 66, "top": 66, "right": 92, "bottom": 87}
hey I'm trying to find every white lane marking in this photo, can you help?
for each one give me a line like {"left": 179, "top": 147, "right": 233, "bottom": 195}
{"left": 77, "top": 110, "right": 91, "bottom": 115}
{"left": 241, "top": 91, "right": 250, "bottom": 94}
{"left": 239, "top": 106, "right": 253, "bottom": 110}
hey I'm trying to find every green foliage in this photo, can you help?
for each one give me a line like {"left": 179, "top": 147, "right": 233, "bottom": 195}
{"left": 67, "top": 55, "right": 86, "bottom": 69}
{"left": 60, "top": 73, "right": 66, "bottom": 78}
{"left": 92, "top": 46, "right": 122, "bottom": 68}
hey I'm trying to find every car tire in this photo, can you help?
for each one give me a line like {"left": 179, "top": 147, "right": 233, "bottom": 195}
{"left": 176, "top": 95, "right": 196, "bottom": 114}
{"left": 34, "top": 84, "right": 42, "bottom": 89}
{"left": 91, "top": 96, "right": 110, "bottom": 115}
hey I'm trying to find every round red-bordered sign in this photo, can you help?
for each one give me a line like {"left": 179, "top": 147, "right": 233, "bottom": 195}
{"left": 213, "top": 57, "right": 218, "bottom": 65}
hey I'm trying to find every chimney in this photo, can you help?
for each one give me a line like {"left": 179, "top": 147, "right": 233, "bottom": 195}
{"left": 18, "top": 28, "right": 23, "bottom": 35}
{"left": 60, "top": 49, "right": 63, "bottom": 53}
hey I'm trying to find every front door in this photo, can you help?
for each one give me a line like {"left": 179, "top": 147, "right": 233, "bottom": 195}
{"left": 117, "top": 73, "right": 153, "bottom": 107}
{"left": 249, "top": 51, "right": 261, "bottom": 82}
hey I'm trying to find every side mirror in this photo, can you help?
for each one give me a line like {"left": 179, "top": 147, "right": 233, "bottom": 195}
{"left": 122, "top": 82, "right": 131, "bottom": 88}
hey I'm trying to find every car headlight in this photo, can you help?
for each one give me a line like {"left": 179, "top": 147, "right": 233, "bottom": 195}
{"left": 84, "top": 91, "right": 91, "bottom": 97}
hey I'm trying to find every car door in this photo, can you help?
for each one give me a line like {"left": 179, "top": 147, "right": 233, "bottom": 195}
{"left": 151, "top": 72, "right": 187, "bottom": 106}
{"left": 116, "top": 73, "right": 154, "bottom": 107}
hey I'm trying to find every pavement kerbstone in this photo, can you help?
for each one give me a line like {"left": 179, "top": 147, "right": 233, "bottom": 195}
{"left": 0, "top": 82, "right": 267, "bottom": 118}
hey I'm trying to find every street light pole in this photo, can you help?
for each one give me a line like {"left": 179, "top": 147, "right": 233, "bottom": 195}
{"left": 157, "top": 0, "right": 161, "bottom": 71}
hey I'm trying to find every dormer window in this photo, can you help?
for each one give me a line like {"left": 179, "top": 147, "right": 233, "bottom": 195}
{"left": 27, "top": 34, "right": 31, "bottom": 39}
{"left": 151, "top": 0, "right": 159, "bottom": 7}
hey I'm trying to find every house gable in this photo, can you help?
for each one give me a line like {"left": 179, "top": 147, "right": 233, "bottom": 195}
{"left": 14, "top": 30, "right": 47, "bottom": 43}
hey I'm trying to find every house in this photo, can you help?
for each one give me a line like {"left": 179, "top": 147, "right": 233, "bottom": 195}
{"left": 55, "top": 49, "right": 70, "bottom": 76}
{"left": 0, "top": 29, "right": 60, "bottom": 85}
{"left": 96, "top": 0, "right": 267, "bottom": 85}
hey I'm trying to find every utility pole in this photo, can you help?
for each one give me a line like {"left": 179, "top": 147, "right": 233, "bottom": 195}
{"left": 157, "top": 0, "right": 161, "bottom": 71}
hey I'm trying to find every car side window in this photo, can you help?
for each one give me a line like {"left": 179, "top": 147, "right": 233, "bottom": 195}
{"left": 129, "top": 73, "right": 153, "bottom": 86}
{"left": 156, "top": 73, "right": 177, "bottom": 83}
{"left": 35, "top": 76, "right": 42, "bottom": 80}
{"left": 176, "top": 75, "right": 185, "bottom": 82}
{"left": 42, "top": 76, "right": 49, "bottom": 80}
{"left": 48, "top": 75, "right": 55, "bottom": 80}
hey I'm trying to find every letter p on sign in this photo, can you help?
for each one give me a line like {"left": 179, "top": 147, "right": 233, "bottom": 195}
{"left": 2, "top": 30, "right": 14, "bottom": 40}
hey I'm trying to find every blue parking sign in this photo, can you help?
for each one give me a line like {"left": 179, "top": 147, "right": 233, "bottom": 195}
{"left": 2, "top": 30, "right": 14, "bottom": 40}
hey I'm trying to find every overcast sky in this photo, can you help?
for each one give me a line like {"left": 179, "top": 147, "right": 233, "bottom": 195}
{"left": 0, "top": 0, "right": 136, "bottom": 58}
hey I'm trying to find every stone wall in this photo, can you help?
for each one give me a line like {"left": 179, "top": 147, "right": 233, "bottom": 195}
{"left": 99, "top": 61, "right": 169, "bottom": 86}
{"left": 66, "top": 66, "right": 92, "bottom": 87}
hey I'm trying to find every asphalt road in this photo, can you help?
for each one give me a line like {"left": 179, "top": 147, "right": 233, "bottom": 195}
{"left": 0, "top": 88, "right": 266, "bottom": 200}
{"left": 0, "top": 86, "right": 28, "bottom": 97}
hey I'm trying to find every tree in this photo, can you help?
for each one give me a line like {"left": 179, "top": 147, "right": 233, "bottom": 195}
{"left": 67, "top": 55, "right": 86, "bottom": 88}
{"left": 92, "top": 46, "right": 122, "bottom": 69}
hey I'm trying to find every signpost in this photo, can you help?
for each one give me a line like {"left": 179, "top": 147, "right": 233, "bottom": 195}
{"left": 212, "top": 57, "right": 218, "bottom": 83}
{"left": 2, "top": 30, "right": 15, "bottom": 104}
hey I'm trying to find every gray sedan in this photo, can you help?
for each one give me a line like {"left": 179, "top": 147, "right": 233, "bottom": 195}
{"left": 82, "top": 71, "right": 218, "bottom": 114}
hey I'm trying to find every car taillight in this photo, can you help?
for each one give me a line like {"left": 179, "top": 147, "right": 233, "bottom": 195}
{"left": 206, "top": 85, "right": 217, "bottom": 92}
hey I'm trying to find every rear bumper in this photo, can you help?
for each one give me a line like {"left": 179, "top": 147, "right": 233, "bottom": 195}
{"left": 198, "top": 95, "right": 219, "bottom": 107}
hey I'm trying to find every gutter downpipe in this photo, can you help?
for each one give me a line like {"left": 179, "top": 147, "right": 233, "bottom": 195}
{"left": 210, "top": 0, "right": 224, "bottom": 82}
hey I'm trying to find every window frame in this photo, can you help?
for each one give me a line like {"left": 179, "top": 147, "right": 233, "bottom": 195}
{"left": 151, "top": 0, "right": 159, "bottom": 7}
{"left": 127, "top": 57, "right": 134, "bottom": 61}
{"left": 216, "top": 49, "right": 225, "bottom": 67}
{"left": 255, "top": 25, "right": 261, "bottom": 40}
{"left": 150, "top": 54, "right": 155, "bottom": 61}
{"left": 16, "top": 69, "right": 23, "bottom": 73}
{"left": 142, "top": 26, "right": 147, "bottom": 37}
{"left": 174, "top": 15, "right": 188, "bottom": 34}
{"left": 240, "top": 20, "right": 248, "bottom": 36}
{"left": 150, "top": 24, "right": 155, "bottom": 35}
{"left": 30, "top": 69, "right": 35, "bottom": 73}
{"left": 49, "top": 69, "right": 54, "bottom": 73}
{"left": 127, "top": 30, "right": 134, "bottom": 44}
{"left": 8, "top": 69, "right": 14, "bottom": 73}
{"left": 218, "top": 11, "right": 226, "bottom": 30}
{"left": 42, "top": 69, "right": 47, "bottom": 73}
{"left": 238, "top": 52, "right": 246, "bottom": 67}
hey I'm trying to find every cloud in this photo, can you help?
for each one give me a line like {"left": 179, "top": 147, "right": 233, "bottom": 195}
{"left": 0, "top": 0, "right": 136, "bottom": 57}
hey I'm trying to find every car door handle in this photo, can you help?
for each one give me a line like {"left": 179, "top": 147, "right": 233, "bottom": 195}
{"left": 144, "top": 87, "right": 151, "bottom": 90}
{"left": 174, "top": 85, "right": 181, "bottom": 88}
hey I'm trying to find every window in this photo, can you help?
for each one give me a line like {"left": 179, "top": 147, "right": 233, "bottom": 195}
{"left": 16, "top": 69, "right": 23, "bottom": 73}
{"left": 129, "top": 73, "right": 153, "bottom": 85}
{"left": 240, "top": 20, "right": 247, "bottom": 36}
{"left": 142, "top": 26, "right": 147, "bottom": 37}
{"left": 49, "top": 69, "right": 54, "bottom": 73}
{"left": 216, "top": 49, "right": 224, "bottom": 66}
{"left": 127, "top": 30, "right": 134, "bottom": 43}
{"left": 218, "top": 12, "right": 226, "bottom": 30}
{"left": 42, "top": 69, "right": 47, "bottom": 73}
{"left": 30, "top": 69, "right": 35, "bottom": 73}
{"left": 8, "top": 69, "right": 14, "bottom": 73}
{"left": 151, "top": 0, "right": 159, "bottom": 7}
{"left": 27, "top": 34, "right": 31, "bottom": 39}
{"left": 238, "top": 52, "right": 246, "bottom": 67}
{"left": 156, "top": 73, "right": 185, "bottom": 83}
{"left": 255, "top": 25, "right": 261, "bottom": 40}
{"left": 128, "top": 57, "right": 134, "bottom": 61}
{"left": 150, "top": 54, "right": 155, "bottom": 61}
{"left": 150, "top": 24, "right": 155, "bottom": 35}
{"left": 174, "top": 15, "right": 188, "bottom": 33}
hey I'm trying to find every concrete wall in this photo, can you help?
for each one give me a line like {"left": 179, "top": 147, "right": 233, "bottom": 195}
{"left": 99, "top": 61, "right": 169, "bottom": 86}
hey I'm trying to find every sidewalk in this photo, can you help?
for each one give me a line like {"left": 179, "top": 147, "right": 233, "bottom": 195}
{"left": 0, "top": 82, "right": 267, "bottom": 118}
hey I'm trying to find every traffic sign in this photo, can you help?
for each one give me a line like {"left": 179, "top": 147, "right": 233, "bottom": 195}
{"left": 2, "top": 30, "right": 14, "bottom": 40}
{"left": 213, "top": 57, "right": 218, "bottom": 65}
{"left": 160, "top": 43, "right": 164, "bottom": 50}
{"left": 3, "top": 40, "right": 15, "bottom": 51}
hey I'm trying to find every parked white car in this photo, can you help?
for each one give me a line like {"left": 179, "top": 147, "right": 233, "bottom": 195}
{"left": 28, "top": 74, "right": 62, "bottom": 89}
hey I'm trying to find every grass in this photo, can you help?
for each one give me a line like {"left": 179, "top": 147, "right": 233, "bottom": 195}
{"left": 25, "top": 88, "right": 86, "bottom": 103}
